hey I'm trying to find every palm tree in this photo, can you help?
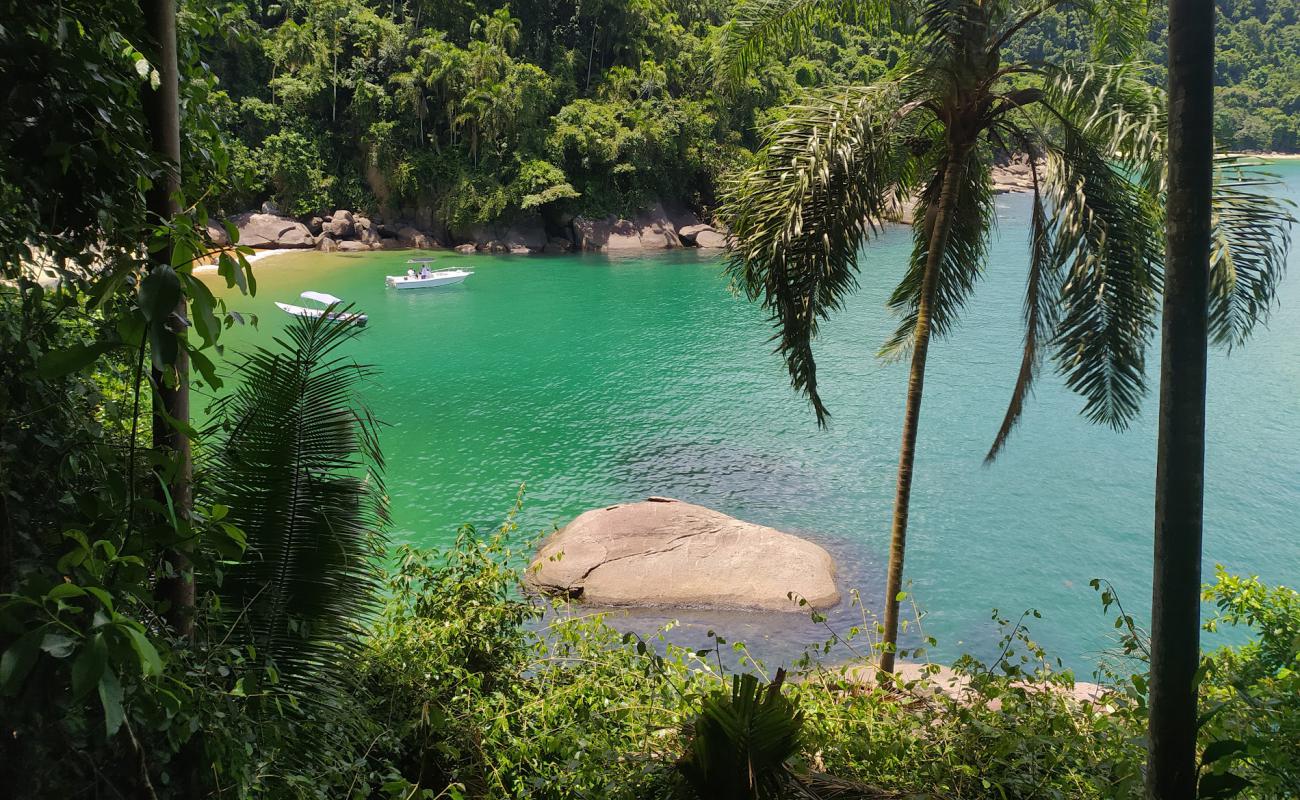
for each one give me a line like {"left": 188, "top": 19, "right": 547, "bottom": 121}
{"left": 718, "top": 0, "right": 1292, "bottom": 675}
{"left": 139, "top": 0, "right": 192, "bottom": 636}
{"left": 1149, "top": 0, "right": 1214, "bottom": 796}
{"left": 206, "top": 312, "right": 389, "bottom": 693}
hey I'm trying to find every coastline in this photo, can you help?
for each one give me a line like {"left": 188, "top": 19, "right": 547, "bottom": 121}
{"left": 193, "top": 247, "right": 304, "bottom": 274}
{"left": 1230, "top": 151, "right": 1300, "bottom": 160}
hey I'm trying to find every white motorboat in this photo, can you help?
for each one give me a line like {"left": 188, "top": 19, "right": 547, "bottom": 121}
{"left": 275, "top": 291, "right": 368, "bottom": 327}
{"left": 386, "top": 258, "right": 472, "bottom": 289}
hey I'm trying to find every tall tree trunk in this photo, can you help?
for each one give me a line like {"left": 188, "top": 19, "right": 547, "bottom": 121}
{"left": 140, "top": 0, "right": 193, "bottom": 638}
{"left": 1148, "top": 0, "right": 1214, "bottom": 796}
{"left": 879, "top": 148, "right": 968, "bottom": 676}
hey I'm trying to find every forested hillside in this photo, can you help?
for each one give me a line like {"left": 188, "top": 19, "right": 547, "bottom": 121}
{"left": 204, "top": 0, "right": 1299, "bottom": 228}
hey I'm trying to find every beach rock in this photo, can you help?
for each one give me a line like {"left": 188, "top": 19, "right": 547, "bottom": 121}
{"left": 666, "top": 204, "right": 702, "bottom": 231}
{"left": 503, "top": 216, "right": 547, "bottom": 252}
{"left": 355, "top": 216, "right": 380, "bottom": 245}
{"left": 455, "top": 243, "right": 477, "bottom": 254}
{"left": 634, "top": 203, "right": 682, "bottom": 249}
{"left": 397, "top": 225, "right": 434, "bottom": 249}
{"left": 607, "top": 218, "right": 643, "bottom": 250}
{"left": 677, "top": 223, "right": 710, "bottom": 244}
{"left": 337, "top": 240, "right": 369, "bottom": 252}
{"left": 204, "top": 221, "right": 230, "bottom": 246}
{"left": 457, "top": 223, "right": 498, "bottom": 248}
{"left": 570, "top": 215, "right": 612, "bottom": 250}
{"left": 693, "top": 229, "right": 729, "bottom": 249}
{"left": 260, "top": 200, "right": 281, "bottom": 215}
{"left": 325, "top": 210, "right": 355, "bottom": 238}
{"left": 528, "top": 497, "right": 840, "bottom": 611}
{"left": 572, "top": 215, "right": 640, "bottom": 251}
{"left": 229, "top": 212, "right": 315, "bottom": 249}
{"left": 316, "top": 235, "right": 338, "bottom": 252}
{"left": 307, "top": 216, "right": 324, "bottom": 235}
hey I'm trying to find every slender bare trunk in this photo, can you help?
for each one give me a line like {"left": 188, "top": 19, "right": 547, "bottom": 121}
{"left": 1148, "top": 0, "right": 1214, "bottom": 796}
{"left": 879, "top": 148, "right": 968, "bottom": 676}
{"left": 140, "top": 0, "right": 193, "bottom": 638}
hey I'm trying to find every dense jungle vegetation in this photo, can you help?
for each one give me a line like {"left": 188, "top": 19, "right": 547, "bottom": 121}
{"left": 206, "top": 0, "right": 1300, "bottom": 227}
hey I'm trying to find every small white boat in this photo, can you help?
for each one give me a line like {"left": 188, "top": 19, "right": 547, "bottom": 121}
{"left": 386, "top": 258, "right": 472, "bottom": 290}
{"left": 275, "top": 291, "right": 368, "bottom": 327}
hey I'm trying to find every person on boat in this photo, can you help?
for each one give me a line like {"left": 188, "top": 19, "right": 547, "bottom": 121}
{"left": 406, "top": 268, "right": 416, "bottom": 279}
{"left": 420, "top": 266, "right": 432, "bottom": 279}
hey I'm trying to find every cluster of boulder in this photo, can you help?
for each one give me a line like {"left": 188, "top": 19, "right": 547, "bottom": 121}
{"left": 212, "top": 204, "right": 437, "bottom": 253}
{"left": 212, "top": 200, "right": 731, "bottom": 256}
{"left": 448, "top": 202, "right": 731, "bottom": 254}
{"left": 568, "top": 203, "right": 729, "bottom": 252}
{"left": 990, "top": 154, "right": 1041, "bottom": 193}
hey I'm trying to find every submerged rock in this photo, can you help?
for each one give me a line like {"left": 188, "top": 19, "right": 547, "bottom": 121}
{"left": 528, "top": 497, "right": 840, "bottom": 612}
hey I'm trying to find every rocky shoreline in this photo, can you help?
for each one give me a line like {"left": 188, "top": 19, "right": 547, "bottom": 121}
{"left": 211, "top": 200, "right": 733, "bottom": 258}
{"left": 210, "top": 152, "right": 1299, "bottom": 259}
{"left": 213, "top": 160, "right": 1053, "bottom": 258}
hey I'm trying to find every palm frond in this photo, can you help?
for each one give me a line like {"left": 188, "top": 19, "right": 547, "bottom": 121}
{"left": 1030, "top": 64, "right": 1163, "bottom": 429}
{"left": 719, "top": 83, "right": 921, "bottom": 424}
{"left": 985, "top": 152, "right": 1063, "bottom": 461}
{"left": 206, "top": 311, "right": 389, "bottom": 693}
{"left": 1067, "top": 0, "right": 1151, "bottom": 60}
{"left": 880, "top": 145, "right": 995, "bottom": 360}
{"left": 716, "top": 0, "right": 887, "bottom": 91}
{"left": 678, "top": 670, "right": 803, "bottom": 800}
{"left": 1208, "top": 156, "right": 1296, "bottom": 349}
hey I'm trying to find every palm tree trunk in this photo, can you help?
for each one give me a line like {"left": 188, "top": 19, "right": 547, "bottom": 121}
{"left": 140, "top": 0, "right": 193, "bottom": 638}
{"left": 879, "top": 148, "right": 968, "bottom": 676}
{"left": 1148, "top": 0, "right": 1215, "bottom": 796}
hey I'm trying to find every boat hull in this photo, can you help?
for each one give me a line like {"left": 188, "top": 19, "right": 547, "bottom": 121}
{"left": 275, "top": 302, "right": 368, "bottom": 327}
{"left": 385, "top": 270, "right": 471, "bottom": 289}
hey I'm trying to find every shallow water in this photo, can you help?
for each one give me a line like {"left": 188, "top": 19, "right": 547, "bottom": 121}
{"left": 202, "top": 162, "right": 1300, "bottom": 671}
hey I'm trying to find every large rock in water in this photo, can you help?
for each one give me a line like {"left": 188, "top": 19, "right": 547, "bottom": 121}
{"left": 229, "top": 212, "right": 314, "bottom": 249}
{"left": 528, "top": 497, "right": 840, "bottom": 611}
{"left": 634, "top": 203, "right": 682, "bottom": 249}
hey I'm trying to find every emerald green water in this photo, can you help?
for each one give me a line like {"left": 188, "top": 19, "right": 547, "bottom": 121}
{"left": 202, "top": 163, "right": 1300, "bottom": 669}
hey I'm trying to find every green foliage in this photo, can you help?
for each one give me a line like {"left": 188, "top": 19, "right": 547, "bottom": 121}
{"left": 1200, "top": 569, "right": 1300, "bottom": 798}
{"left": 678, "top": 670, "right": 803, "bottom": 800}
{"left": 207, "top": 312, "right": 389, "bottom": 693}
{"left": 260, "top": 130, "right": 336, "bottom": 215}
{"left": 200, "top": 0, "right": 1297, "bottom": 230}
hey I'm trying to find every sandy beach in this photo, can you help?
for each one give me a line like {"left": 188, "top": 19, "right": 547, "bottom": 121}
{"left": 193, "top": 247, "right": 302, "bottom": 274}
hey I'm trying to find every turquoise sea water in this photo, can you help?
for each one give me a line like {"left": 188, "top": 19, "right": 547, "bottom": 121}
{"left": 202, "top": 162, "right": 1300, "bottom": 670}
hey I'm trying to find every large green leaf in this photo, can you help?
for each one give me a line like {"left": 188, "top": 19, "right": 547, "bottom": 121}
{"left": 206, "top": 311, "right": 389, "bottom": 696}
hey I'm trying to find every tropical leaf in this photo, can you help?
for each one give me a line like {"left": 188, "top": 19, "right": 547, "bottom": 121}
{"left": 985, "top": 155, "right": 1064, "bottom": 461}
{"left": 880, "top": 145, "right": 995, "bottom": 360}
{"left": 678, "top": 669, "right": 803, "bottom": 800}
{"left": 1031, "top": 66, "right": 1165, "bottom": 429}
{"left": 720, "top": 83, "right": 920, "bottom": 423}
{"left": 206, "top": 311, "right": 389, "bottom": 694}
{"left": 716, "top": 0, "right": 887, "bottom": 91}
{"left": 1208, "top": 157, "right": 1295, "bottom": 349}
